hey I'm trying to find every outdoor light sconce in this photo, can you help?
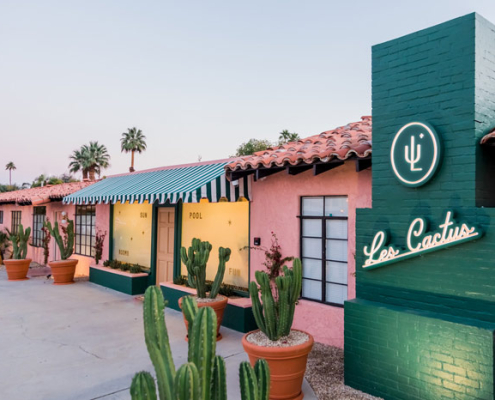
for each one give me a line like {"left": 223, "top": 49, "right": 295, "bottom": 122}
{"left": 61, "top": 211, "right": 68, "bottom": 224}
{"left": 254, "top": 237, "right": 261, "bottom": 246}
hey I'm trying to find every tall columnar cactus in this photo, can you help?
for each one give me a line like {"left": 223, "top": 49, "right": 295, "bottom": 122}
{"left": 209, "top": 247, "right": 231, "bottom": 299}
{"left": 250, "top": 258, "right": 302, "bottom": 341}
{"left": 130, "top": 286, "right": 270, "bottom": 400}
{"left": 44, "top": 220, "right": 74, "bottom": 260}
{"left": 180, "top": 238, "right": 231, "bottom": 299}
{"left": 9, "top": 224, "right": 31, "bottom": 260}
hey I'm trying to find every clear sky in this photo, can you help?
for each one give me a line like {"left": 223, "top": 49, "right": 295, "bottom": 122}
{"left": 2, "top": 0, "right": 495, "bottom": 184}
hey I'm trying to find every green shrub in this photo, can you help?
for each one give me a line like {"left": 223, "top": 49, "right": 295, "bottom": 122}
{"left": 120, "top": 263, "right": 131, "bottom": 272}
{"left": 129, "top": 265, "right": 142, "bottom": 274}
{"left": 219, "top": 283, "right": 235, "bottom": 297}
{"left": 103, "top": 259, "right": 111, "bottom": 267}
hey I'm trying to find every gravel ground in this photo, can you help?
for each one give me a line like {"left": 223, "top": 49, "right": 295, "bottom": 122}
{"left": 305, "top": 343, "right": 382, "bottom": 400}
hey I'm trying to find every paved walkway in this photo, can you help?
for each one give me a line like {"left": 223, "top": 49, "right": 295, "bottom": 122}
{"left": 0, "top": 268, "right": 316, "bottom": 400}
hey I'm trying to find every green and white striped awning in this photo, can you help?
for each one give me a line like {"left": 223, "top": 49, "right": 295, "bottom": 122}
{"left": 63, "top": 161, "right": 251, "bottom": 205}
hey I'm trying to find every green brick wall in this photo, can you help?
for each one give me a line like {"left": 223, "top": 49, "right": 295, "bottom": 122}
{"left": 346, "top": 13, "right": 495, "bottom": 399}
{"left": 346, "top": 300, "right": 495, "bottom": 400}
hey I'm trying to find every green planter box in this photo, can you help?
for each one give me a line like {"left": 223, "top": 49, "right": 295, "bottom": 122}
{"left": 160, "top": 282, "right": 257, "bottom": 333}
{"left": 90, "top": 265, "right": 150, "bottom": 295}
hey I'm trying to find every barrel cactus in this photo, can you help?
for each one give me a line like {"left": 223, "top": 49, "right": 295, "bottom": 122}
{"left": 250, "top": 258, "right": 302, "bottom": 341}
{"left": 130, "top": 286, "right": 270, "bottom": 400}
{"left": 44, "top": 219, "right": 74, "bottom": 260}
{"left": 180, "top": 238, "right": 231, "bottom": 299}
{"left": 8, "top": 224, "right": 31, "bottom": 260}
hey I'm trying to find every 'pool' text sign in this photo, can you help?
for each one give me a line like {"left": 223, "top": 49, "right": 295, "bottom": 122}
{"left": 363, "top": 211, "right": 482, "bottom": 270}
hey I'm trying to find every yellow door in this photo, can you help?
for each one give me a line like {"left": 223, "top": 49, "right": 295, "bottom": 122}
{"left": 156, "top": 208, "right": 175, "bottom": 284}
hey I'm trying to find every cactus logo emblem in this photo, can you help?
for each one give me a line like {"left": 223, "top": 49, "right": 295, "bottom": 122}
{"left": 390, "top": 121, "right": 441, "bottom": 187}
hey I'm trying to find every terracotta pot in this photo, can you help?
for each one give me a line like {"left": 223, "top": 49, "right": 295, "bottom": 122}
{"left": 48, "top": 259, "right": 78, "bottom": 285}
{"left": 242, "top": 329, "right": 314, "bottom": 400}
{"left": 179, "top": 295, "right": 228, "bottom": 341}
{"left": 4, "top": 259, "right": 31, "bottom": 281}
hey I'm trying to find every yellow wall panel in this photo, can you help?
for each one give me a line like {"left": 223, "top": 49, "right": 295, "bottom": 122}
{"left": 182, "top": 201, "right": 249, "bottom": 288}
{"left": 113, "top": 202, "right": 153, "bottom": 268}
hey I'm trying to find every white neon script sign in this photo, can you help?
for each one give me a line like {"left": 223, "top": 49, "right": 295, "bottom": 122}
{"left": 363, "top": 211, "right": 482, "bottom": 270}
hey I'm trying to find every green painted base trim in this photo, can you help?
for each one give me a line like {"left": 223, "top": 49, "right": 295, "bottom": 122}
{"left": 90, "top": 267, "right": 150, "bottom": 295}
{"left": 160, "top": 284, "right": 257, "bottom": 333}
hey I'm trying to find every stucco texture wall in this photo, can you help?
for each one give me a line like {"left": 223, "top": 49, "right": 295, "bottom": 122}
{"left": 0, "top": 202, "right": 110, "bottom": 276}
{"left": 249, "top": 162, "right": 371, "bottom": 347}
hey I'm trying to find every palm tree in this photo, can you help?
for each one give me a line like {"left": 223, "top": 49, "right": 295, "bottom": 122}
{"left": 121, "top": 127, "right": 147, "bottom": 172}
{"left": 278, "top": 130, "right": 300, "bottom": 145}
{"left": 69, "top": 142, "right": 110, "bottom": 181}
{"left": 5, "top": 162, "right": 16, "bottom": 186}
{"left": 69, "top": 148, "right": 90, "bottom": 180}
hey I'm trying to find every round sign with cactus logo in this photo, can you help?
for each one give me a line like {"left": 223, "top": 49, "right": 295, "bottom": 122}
{"left": 390, "top": 122, "right": 441, "bottom": 187}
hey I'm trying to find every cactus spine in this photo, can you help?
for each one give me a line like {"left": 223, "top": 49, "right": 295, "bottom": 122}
{"left": 44, "top": 220, "right": 74, "bottom": 260}
{"left": 180, "top": 238, "right": 231, "bottom": 299}
{"left": 130, "top": 286, "right": 270, "bottom": 400}
{"left": 250, "top": 258, "right": 302, "bottom": 341}
{"left": 9, "top": 224, "right": 31, "bottom": 259}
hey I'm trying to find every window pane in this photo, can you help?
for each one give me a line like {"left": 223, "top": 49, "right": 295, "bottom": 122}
{"left": 326, "top": 283, "right": 347, "bottom": 304}
{"left": 326, "top": 239, "right": 347, "bottom": 262}
{"left": 302, "top": 219, "right": 322, "bottom": 238}
{"left": 326, "top": 261, "right": 347, "bottom": 285}
{"left": 302, "top": 197, "right": 324, "bottom": 216}
{"left": 302, "top": 279, "right": 322, "bottom": 301}
{"left": 302, "top": 238, "right": 322, "bottom": 259}
{"left": 326, "top": 220, "right": 347, "bottom": 239}
{"left": 302, "top": 258, "right": 322, "bottom": 280}
{"left": 325, "top": 196, "right": 348, "bottom": 217}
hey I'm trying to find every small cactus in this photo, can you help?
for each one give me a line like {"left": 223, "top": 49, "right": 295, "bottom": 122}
{"left": 130, "top": 286, "right": 270, "bottom": 400}
{"left": 250, "top": 258, "right": 303, "bottom": 341}
{"left": 8, "top": 224, "right": 31, "bottom": 260}
{"left": 44, "top": 220, "right": 74, "bottom": 260}
{"left": 180, "top": 238, "right": 231, "bottom": 299}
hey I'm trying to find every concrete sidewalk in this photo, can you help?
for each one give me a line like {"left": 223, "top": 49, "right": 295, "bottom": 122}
{"left": 0, "top": 268, "right": 316, "bottom": 400}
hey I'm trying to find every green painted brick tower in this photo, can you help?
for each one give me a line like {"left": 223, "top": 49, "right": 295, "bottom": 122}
{"left": 345, "top": 13, "right": 495, "bottom": 400}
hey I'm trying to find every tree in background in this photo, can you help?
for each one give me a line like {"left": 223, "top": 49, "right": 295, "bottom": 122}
{"left": 278, "top": 129, "right": 300, "bottom": 145}
{"left": 60, "top": 173, "right": 77, "bottom": 183}
{"left": 234, "top": 130, "right": 300, "bottom": 157}
{"left": 31, "top": 174, "right": 72, "bottom": 188}
{"left": 69, "top": 141, "right": 110, "bottom": 181}
{"left": 121, "top": 127, "right": 147, "bottom": 172}
{"left": 69, "top": 148, "right": 90, "bottom": 180}
{"left": 5, "top": 162, "right": 16, "bottom": 186}
{"left": 234, "top": 138, "right": 272, "bottom": 156}
{"left": 83, "top": 141, "right": 110, "bottom": 180}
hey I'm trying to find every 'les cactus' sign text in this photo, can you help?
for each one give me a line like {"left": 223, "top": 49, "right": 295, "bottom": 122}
{"left": 363, "top": 211, "right": 482, "bottom": 270}
{"left": 390, "top": 121, "right": 442, "bottom": 187}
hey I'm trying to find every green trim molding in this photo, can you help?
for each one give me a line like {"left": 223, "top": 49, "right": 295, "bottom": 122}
{"left": 160, "top": 282, "right": 257, "bottom": 333}
{"left": 89, "top": 265, "right": 149, "bottom": 295}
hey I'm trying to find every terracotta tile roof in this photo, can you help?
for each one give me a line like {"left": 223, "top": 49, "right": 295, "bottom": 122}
{"left": 480, "top": 129, "right": 495, "bottom": 146}
{"left": 0, "top": 181, "right": 95, "bottom": 206}
{"left": 226, "top": 116, "right": 372, "bottom": 173}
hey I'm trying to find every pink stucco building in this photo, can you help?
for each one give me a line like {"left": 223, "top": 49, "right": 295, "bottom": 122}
{"left": 0, "top": 182, "right": 110, "bottom": 276}
{"left": 226, "top": 116, "right": 372, "bottom": 347}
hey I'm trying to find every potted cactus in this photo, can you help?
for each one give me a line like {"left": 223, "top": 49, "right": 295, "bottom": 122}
{"left": 4, "top": 224, "right": 32, "bottom": 281}
{"left": 242, "top": 258, "right": 314, "bottom": 400}
{"left": 45, "top": 219, "right": 78, "bottom": 285}
{"left": 179, "top": 238, "right": 231, "bottom": 340}
{"left": 130, "top": 286, "right": 270, "bottom": 400}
